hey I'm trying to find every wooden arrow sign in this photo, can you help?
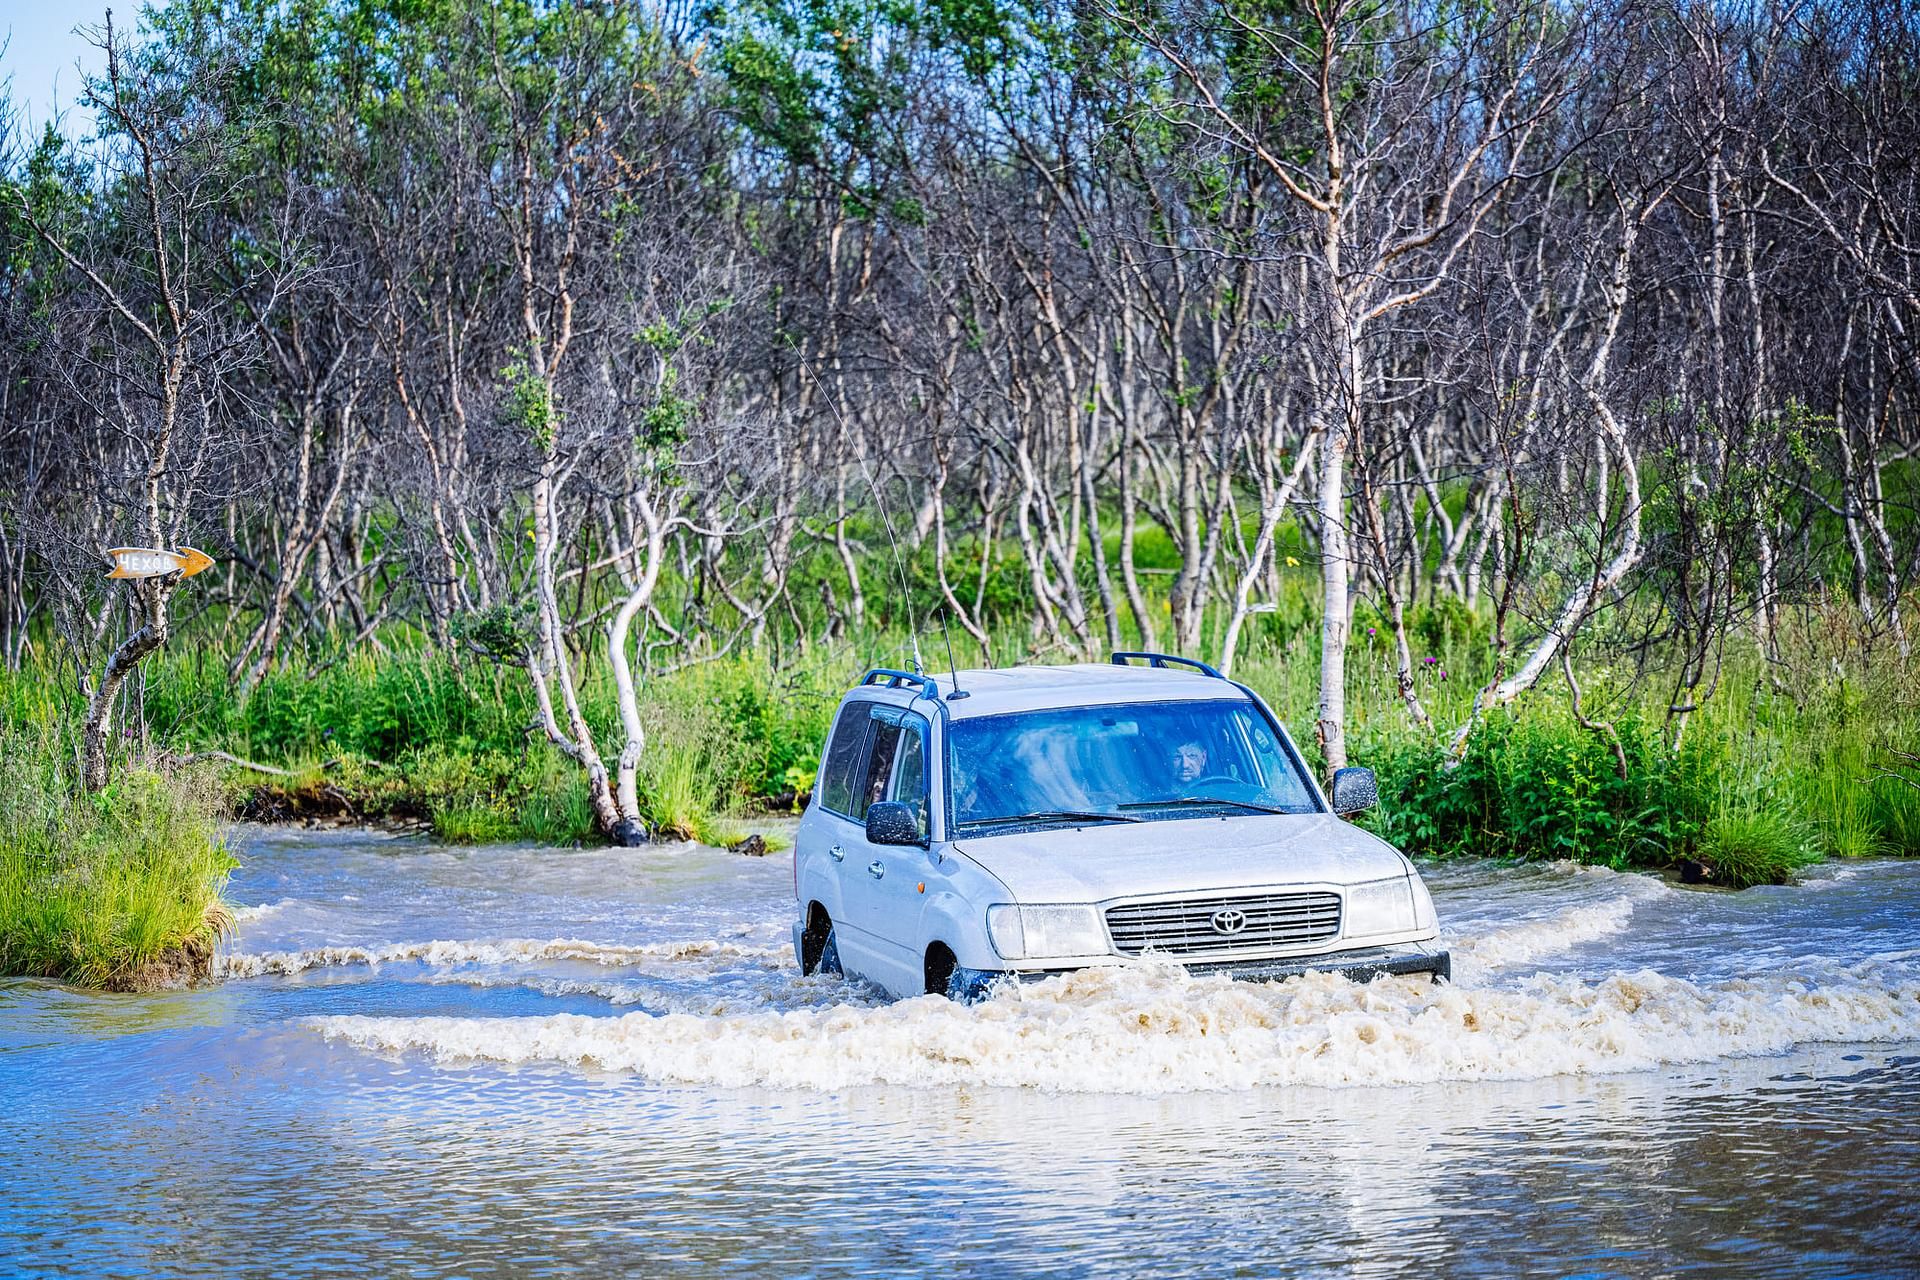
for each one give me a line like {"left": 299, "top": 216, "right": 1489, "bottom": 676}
{"left": 104, "top": 547, "right": 216, "bottom": 580}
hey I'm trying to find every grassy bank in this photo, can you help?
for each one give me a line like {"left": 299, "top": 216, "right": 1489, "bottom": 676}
{"left": 0, "top": 724, "right": 235, "bottom": 990}
{"left": 130, "top": 646, "right": 838, "bottom": 847}
{"left": 122, "top": 606, "right": 1920, "bottom": 881}
{"left": 5, "top": 599, "right": 1915, "bottom": 895}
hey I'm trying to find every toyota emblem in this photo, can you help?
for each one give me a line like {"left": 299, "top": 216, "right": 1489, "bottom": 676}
{"left": 1210, "top": 908, "right": 1249, "bottom": 936}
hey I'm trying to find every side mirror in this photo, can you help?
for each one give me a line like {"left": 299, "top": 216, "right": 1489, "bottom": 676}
{"left": 1329, "top": 766, "right": 1378, "bottom": 816}
{"left": 865, "top": 800, "right": 926, "bottom": 847}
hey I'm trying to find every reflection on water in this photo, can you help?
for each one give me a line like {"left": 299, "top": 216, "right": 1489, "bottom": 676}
{"left": 3, "top": 827, "right": 1918, "bottom": 1277}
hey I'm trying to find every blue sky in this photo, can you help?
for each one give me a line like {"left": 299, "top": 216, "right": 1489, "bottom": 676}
{"left": 2, "top": 2, "right": 117, "bottom": 135}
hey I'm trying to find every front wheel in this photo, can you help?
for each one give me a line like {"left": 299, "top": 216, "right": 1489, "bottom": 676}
{"left": 945, "top": 966, "right": 1004, "bottom": 1004}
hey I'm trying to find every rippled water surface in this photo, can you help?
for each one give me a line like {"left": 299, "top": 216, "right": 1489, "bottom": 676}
{"left": 5, "top": 827, "right": 1920, "bottom": 1277}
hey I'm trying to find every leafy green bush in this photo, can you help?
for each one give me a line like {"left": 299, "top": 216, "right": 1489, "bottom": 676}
{"left": 1361, "top": 706, "right": 1704, "bottom": 867}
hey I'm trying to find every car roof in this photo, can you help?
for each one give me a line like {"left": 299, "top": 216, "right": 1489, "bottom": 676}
{"left": 850, "top": 662, "right": 1251, "bottom": 721}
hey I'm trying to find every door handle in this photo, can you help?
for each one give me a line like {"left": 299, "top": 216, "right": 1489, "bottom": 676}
{"left": 828, "top": 845, "right": 845, "bottom": 862}
{"left": 867, "top": 861, "right": 885, "bottom": 879}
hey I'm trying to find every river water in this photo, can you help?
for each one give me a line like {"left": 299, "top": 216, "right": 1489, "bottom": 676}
{"left": 4, "top": 826, "right": 1919, "bottom": 1278}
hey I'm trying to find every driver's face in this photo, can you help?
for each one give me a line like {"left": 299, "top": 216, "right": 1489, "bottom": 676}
{"left": 1172, "top": 742, "right": 1207, "bottom": 784}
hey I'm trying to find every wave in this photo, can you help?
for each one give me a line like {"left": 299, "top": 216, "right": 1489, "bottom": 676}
{"left": 1452, "top": 898, "right": 1640, "bottom": 973}
{"left": 1446, "top": 861, "right": 1670, "bottom": 975}
{"left": 219, "top": 937, "right": 791, "bottom": 977}
{"left": 312, "top": 957, "right": 1920, "bottom": 1094}
{"left": 231, "top": 898, "right": 300, "bottom": 924}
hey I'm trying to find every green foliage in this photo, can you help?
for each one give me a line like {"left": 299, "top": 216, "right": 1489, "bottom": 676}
{"left": 0, "top": 725, "right": 234, "bottom": 989}
{"left": 640, "top": 364, "right": 696, "bottom": 452}
{"left": 9, "top": 558, "right": 1915, "bottom": 880}
{"left": 146, "top": 645, "right": 535, "bottom": 764}
{"left": 453, "top": 604, "right": 536, "bottom": 666}
{"left": 1870, "top": 777, "right": 1920, "bottom": 855}
{"left": 517, "top": 765, "right": 600, "bottom": 846}
{"left": 499, "top": 351, "right": 558, "bottom": 453}
{"left": 131, "top": 643, "right": 836, "bottom": 843}
{"left": 1360, "top": 707, "right": 1701, "bottom": 866}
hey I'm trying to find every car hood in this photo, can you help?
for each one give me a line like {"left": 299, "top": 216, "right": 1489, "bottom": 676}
{"left": 952, "top": 813, "right": 1411, "bottom": 903}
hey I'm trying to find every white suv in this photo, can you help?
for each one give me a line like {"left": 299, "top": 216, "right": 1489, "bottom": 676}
{"left": 792, "top": 653, "right": 1448, "bottom": 1000}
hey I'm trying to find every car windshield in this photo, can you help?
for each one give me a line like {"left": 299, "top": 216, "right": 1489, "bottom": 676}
{"left": 947, "top": 699, "right": 1319, "bottom": 830}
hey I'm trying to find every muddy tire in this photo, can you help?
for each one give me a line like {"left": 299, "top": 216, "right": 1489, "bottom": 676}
{"left": 800, "top": 912, "right": 841, "bottom": 976}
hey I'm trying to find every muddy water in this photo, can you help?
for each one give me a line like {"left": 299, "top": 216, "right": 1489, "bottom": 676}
{"left": 4, "top": 828, "right": 1919, "bottom": 1278}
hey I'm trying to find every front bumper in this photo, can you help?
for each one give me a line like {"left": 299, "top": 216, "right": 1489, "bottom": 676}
{"left": 999, "top": 941, "right": 1452, "bottom": 989}
{"left": 1177, "top": 943, "right": 1451, "bottom": 984}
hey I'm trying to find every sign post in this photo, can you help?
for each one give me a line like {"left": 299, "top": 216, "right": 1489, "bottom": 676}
{"left": 103, "top": 547, "right": 216, "bottom": 580}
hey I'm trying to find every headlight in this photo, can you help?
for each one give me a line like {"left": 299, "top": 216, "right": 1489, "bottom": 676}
{"left": 1411, "top": 875, "right": 1438, "bottom": 933}
{"left": 1345, "top": 877, "right": 1416, "bottom": 936}
{"left": 985, "top": 904, "right": 1107, "bottom": 960}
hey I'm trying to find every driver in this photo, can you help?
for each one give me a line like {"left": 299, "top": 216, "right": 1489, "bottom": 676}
{"left": 1171, "top": 740, "right": 1208, "bottom": 788}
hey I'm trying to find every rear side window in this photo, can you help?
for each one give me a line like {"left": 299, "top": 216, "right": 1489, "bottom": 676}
{"left": 817, "top": 704, "right": 872, "bottom": 816}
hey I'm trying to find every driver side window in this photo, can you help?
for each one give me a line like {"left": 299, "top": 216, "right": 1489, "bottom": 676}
{"left": 854, "top": 715, "right": 903, "bottom": 822}
{"left": 889, "top": 717, "right": 930, "bottom": 838}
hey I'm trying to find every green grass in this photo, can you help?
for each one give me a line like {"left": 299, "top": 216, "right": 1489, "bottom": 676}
{"left": 638, "top": 743, "right": 710, "bottom": 841}
{"left": 1870, "top": 775, "right": 1920, "bottom": 853}
{"left": 1697, "top": 807, "right": 1819, "bottom": 888}
{"left": 0, "top": 724, "right": 235, "bottom": 989}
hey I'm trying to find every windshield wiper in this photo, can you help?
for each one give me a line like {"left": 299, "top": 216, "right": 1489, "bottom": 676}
{"left": 959, "top": 809, "right": 1143, "bottom": 828}
{"left": 1117, "top": 796, "right": 1290, "bottom": 815}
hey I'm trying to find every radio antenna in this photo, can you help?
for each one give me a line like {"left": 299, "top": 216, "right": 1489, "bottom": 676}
{"left": 940, "top": 609, "right": 969, "bottom": 700}
{"left": 799, "top": 355, "right": 924, "bottom": 676}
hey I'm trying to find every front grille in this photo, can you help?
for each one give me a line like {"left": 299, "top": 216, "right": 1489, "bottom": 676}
{"left": 1105, "top": 891, "right": 1342, "bottom": 957}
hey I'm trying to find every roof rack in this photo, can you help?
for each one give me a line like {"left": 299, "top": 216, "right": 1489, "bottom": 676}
{"left": 859, "top": 668, "right": 942, "bottom": 700}
{"left": 1109, "top": 651, "right": 1224, "bottom": 679}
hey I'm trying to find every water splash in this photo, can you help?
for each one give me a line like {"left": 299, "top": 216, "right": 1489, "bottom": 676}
{"left": 313, "top": 957, "right": 1920, "bottom": 1094}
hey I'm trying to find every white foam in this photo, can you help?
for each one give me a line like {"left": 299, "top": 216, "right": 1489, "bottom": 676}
{"left": 312, "top": 959, "right": 1920, "bottom": 1094}
{"left": 219, "top": 937, "right": 789, "bottom": 977}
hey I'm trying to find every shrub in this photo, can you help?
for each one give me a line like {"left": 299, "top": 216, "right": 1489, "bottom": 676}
{"left": 514, "top": 760, "right": 598, "bottom": 845}
{"left": 1360, "top": 705, "right": 1704, "bottom": 867}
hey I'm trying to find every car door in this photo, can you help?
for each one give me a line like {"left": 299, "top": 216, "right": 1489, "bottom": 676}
{"left": 796, "top": 699, "right": 880, "bottom": 978}
{"left": 848, "top": 707, "right": 939, "bottom": 994}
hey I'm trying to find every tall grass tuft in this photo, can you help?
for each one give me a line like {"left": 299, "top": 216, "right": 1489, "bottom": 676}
{"left": 0, "top": 724, "right": 235, "bottom": 989}
{"left": 639, "top": 743, "right": 711, "bottom": 841}
{"left": 1697, "top": 807, "right": 1818, "bottom": 888}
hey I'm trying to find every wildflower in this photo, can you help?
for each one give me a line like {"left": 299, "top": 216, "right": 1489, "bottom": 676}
{"left": 1285, "top": 555, "right": 1300, "bottom": 567}
{"left": 1367, "top": 627, "right": 1376, "bottom": 637}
